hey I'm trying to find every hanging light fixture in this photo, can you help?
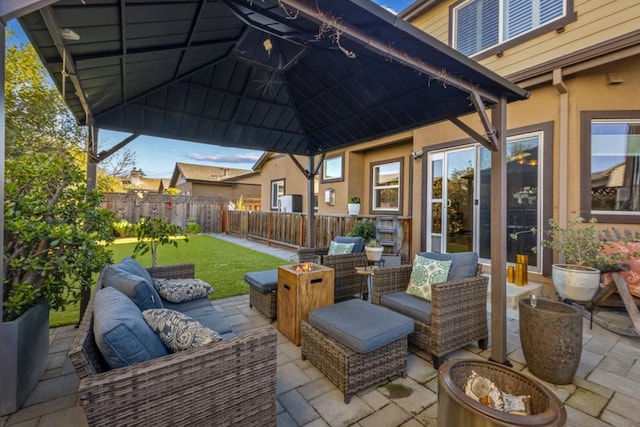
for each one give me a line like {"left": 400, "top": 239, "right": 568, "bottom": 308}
{"left": 60, "top": 28, "right": 80, "bottom": 41}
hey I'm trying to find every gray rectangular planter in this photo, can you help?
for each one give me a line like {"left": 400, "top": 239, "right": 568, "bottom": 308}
{"left": 1, "top": 303, "right": 49, "bottom": 415}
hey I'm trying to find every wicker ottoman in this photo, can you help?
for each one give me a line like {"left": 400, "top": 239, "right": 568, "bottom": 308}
{"left": 301, "top": 299, "right": 414, "bottom": 403}
{"left": 245, "top": 270, "right": 278, "bottom": 322}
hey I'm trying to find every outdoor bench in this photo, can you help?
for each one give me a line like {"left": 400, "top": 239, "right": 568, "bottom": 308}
{"left": 69, "top": 259, "right": 277, "bottom": 426}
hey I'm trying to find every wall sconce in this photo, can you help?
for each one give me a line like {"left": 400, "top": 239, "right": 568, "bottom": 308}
{"left": 412, "top": 150, "right": 423, "bottom": 160}
{"left": 135, "top": 191, "right": 144, "bottom": 206}
{"left": 324, "top": 188, "right": 335, "bottom": 206}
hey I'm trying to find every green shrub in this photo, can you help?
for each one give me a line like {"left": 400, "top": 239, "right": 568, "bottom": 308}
{"left": 347, "top": 220, "right": 376, "bottom": 241}
{"left": 186, "top": 219, "right": 201, "bottom": 234}
{"left": 112, "top": 219, "right": 132, "bottom": 237}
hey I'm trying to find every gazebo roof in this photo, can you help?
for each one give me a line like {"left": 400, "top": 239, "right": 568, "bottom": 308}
{"left": 17, "top": 0, "right": 528, "bottom": 155}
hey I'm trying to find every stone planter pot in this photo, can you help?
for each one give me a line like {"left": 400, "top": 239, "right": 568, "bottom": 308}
{"left": 551, "top": 264, "right": 600, "bottom": 301}
{"left": 519, "top": 298, "right": 582, "bottom": 385}
{"left": 1, "top": 303, "right": 50, "bottom": 415}
{"left": 347, "top": 203, "right": 360, "bottom": 216}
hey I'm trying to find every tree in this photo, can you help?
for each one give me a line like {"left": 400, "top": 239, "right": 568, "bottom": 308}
{"left": 132, "top": 217, "right": 188, "bottom": 267}
{"left": 3, "top": 36, "right": 115, "bottom": 321}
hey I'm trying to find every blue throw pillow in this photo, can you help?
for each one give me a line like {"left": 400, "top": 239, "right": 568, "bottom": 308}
{"left": 93, "top": 287, "right": 168, "bottom": 369}
{"left": 102, "top": 265, "right": 163, "bottom": 310}
{"left": 418, "top": 251, "right": 478, "bottom": 280}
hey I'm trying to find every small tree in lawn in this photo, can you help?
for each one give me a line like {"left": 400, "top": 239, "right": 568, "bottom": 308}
{"left": 132, "top": 217, "right": 188, "bottom": 267}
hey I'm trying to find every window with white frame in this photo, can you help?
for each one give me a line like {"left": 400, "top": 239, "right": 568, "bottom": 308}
{"left": 271, "top": 179, "right": 285, "bottom": 210}
{"left": 453, "top": 0, "right": 567, "bottom": 57}
{"left": 371, "top": 159, "right": 402, "bottom": 212}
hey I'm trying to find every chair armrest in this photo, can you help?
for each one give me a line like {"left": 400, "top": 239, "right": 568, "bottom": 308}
{"left": 78, "top": 327, "right": 277, "bottom": 426}
{"left": 372, "top": 265, "right": 413, "bottom": 304}
{"left": 431, "top": 275, "right": 489, "bottom": 320}
{"left": 298, "top": 247, "right": 329, "bottom": 262}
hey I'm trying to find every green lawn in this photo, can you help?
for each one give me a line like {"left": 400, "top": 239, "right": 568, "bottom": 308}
{"left": 50, "top": 234, "right": 288, "bottom": 327}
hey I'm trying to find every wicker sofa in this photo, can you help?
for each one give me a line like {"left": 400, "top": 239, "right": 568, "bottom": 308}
{"left": 371, "top": 251, "right": 488, "bottom": 369}
{"left": 69, "top": 262, "right": 277, "bottom": 427}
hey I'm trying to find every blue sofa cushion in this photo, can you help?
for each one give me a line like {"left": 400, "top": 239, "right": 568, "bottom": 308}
{"left": 244, "top": 270, "right": 278, "bottom": 293}
{"left": 333, "top": 236, "right": 365, "bottom": 253}
{"left": 308, "top": 299, "right": 414, "bottom": 353}
{"left": 162, "top": 297, "right": 213, "bottom": 312}
{"left": 119, "top": 257, "right": 155, "bottom": 287}
{"left": 153, "top": 278, "right": 213, "bottom": 303}
{"left": 93, "top": 287, "right": 168, "bottom": 369}
{"left": 181, "top": 304, "right": 234, "bottom": 336}
{"left": 418, "top": 251, "right": 478, "bottom": 280}
{"left": 142, "top": 308, "right": 222, "bottom": 352}
{"left": 102, "top": 265, "right": 163, "bottom": 311}
{"left": 381, "top": 292, "right": 432, "bottom": 325}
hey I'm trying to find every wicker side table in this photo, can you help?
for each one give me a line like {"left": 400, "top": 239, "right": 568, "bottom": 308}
{"left": 519, "top": 298, "right": 582, "bottom": 385}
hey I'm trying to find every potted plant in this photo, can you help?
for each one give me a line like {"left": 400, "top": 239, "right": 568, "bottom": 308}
{"left": 347, "top": 220, "right": 376, "bottom": 242}
{"left": 541, "top": 216, "right": 626, "bottom": 301}
{"left": 347, "top": 196, "right": 361, "bottom": 216}
{"left": 365, "top": 238, "right": 384, "bottom": 262}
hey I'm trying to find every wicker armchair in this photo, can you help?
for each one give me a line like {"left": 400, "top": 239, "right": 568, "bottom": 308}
{"left": 298, "top": 247, "right": 368, "bottom": 300}
{"left": 69, "top": 264, "right": 277, "bottom": 427}
{"left": 371, "top": 263, "right": 488, "bottom": 368}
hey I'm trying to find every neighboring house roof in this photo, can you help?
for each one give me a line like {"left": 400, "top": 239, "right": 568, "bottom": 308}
{"left": 169, "top": 162, "right": 255, "bottom": 187}
{"left": 252, "top": 152, "right": 284, "bottom": 171}
{"left": 121, "top": 177, "right": 163, "bottom": 192}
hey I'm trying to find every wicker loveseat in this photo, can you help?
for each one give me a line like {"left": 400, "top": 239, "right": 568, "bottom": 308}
{"left": 371, "top": 251, "right": 488, "bottom": 369}
{"left": 69, "top": 263, "right": 277, "bottom": 427}
{"left": 298, "top": 237, "right": 368, "bottom": 300}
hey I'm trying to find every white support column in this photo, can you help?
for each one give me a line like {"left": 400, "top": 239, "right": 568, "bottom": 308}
{"left": 490, "top": 97, "right": 509, "bottom": 365}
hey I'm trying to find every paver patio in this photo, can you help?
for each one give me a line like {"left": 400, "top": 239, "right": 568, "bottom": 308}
{"left": 2, "top": 236, "right": 640, "bottom": 426}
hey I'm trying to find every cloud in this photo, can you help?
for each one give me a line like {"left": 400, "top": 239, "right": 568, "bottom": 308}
{"left": 186, "top": 152, "right": 262, "bottom": 164}
{"left": 378, "top": 4, "right": 398, "bottom": 14}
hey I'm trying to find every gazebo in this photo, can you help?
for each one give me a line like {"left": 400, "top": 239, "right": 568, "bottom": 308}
{"left": 1, "top": 0, "right": 528, "bottom": 369}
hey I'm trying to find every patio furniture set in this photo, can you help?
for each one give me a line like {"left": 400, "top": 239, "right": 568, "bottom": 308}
{"left": 67, "top": 238, "right": 564, "bottom": 425}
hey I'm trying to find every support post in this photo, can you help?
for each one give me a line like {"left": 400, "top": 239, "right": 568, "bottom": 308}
{"left": 489, "top": 97, "right": 510, "bottom": 366}
{"left": 307, "top": 156, "right": 315, "bottom": 248}
{"left": 553, "top": 69, "right": 569, "bottom": 234}
{"left": 1, "top": 21, "right": 6, "bottom": 376}
{"left": 79, "top": 125, "right": 98, "bottom": 320}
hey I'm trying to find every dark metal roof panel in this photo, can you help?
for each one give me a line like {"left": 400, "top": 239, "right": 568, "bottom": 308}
{"left": 19, "top": 0, "right": 528, "bottom": 155}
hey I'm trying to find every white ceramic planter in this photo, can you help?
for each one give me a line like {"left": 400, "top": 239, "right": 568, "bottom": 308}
{"left": 347, "top": 203, "right": 361, "bottom": 216}
{"left": 551, "top": 264, "right": 601, "bottom": 301}
{"left": 365, "top": 246, "right": 384, "bottom": 262}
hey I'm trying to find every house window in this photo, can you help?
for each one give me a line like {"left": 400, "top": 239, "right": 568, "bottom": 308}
{"left": 371, "top": 159, "right": 402, "bottom": 213}
{"left": 271, "top": 179, "right": 285, "bottom": 210}
{"left": 452, "top": 0, "right": 567, "bottom": 57}
{"left": 322, "top": 153, "right": 344, "bottom": 183}
{"left": 582, "top": 113, "right": 640, "bottom": 222}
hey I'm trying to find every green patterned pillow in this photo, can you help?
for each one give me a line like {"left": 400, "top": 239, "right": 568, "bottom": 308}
{"left": 406, "top": 255, "right": 452, "bottom": 301}
{"left": 328, "top": 241, "right": 355, "bottom": 255}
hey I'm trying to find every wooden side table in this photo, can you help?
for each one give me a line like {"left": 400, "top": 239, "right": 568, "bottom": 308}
{"left": 356, "top": 266, "right": 378, "bottom": 302}
{"left": 277, "top": 263, "right": 334, "bottom": 345}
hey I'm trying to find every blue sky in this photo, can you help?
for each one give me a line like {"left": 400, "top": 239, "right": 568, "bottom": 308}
{"left": 8, "top": 0, "right": 415, "bottom": 178}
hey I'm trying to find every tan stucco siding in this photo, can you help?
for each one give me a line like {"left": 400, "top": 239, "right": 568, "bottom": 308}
{"left": 257, "top": 154, "right": 312, "bottom": 211}
{"left": 409, "top": 0, "right": 640, "bottom": 77}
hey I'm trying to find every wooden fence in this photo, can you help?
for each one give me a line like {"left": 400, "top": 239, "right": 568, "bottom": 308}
{"left": 103, "top": 193, "right": 411, "bottom": 259}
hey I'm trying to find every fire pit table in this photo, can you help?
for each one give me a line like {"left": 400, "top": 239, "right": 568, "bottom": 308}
{"left": 277, "top": 262, "right": 334, "bottom": 345}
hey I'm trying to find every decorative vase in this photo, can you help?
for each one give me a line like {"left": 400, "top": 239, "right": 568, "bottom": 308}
{"left": 347, "top": 203, "right": 360, "bottom": 216}
{"left": 365, "top": 246, "right": 383, "bottom": 261}
{"left": 519, "top": 298, "right": 582, "bottom": 384}
{"left": 1, "top": 303, "right": 50, "bottom": 415}
{"left": 551, "top": 264, "right": 601, "bottom": 301}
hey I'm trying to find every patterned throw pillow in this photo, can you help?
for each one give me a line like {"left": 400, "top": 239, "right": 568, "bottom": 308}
{"left": 153, "top": 278, "right": 213, "bottom": 303}
{"left": 405, "top": 255, "right": 452, "bottom": 301}
{"left": 328, "top": 241, "right": 355, "bottom": 255}
{"left": 142, "top": 309, "right": 222, "bottom": 352}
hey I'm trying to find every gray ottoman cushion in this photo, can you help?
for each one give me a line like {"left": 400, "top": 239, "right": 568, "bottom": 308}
{"left": 418, "top": 251, "right": 478, "bottom": 280}
{"left": 244, "top": 270, "right": 278, "bottom": 293}
{"left": 308, "top": 299, "right": 414, "bottom": 353}
{"left": 380, "top": 292, "right": 432, "bottom": 325}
